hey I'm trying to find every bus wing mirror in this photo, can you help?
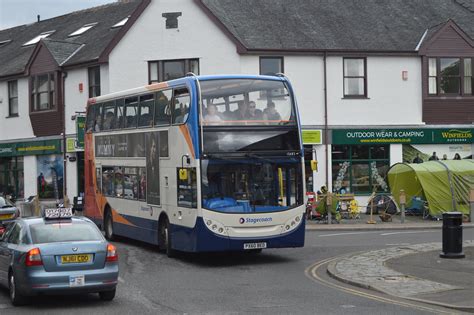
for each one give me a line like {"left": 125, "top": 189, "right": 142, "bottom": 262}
{"left": 311, "top": 160, "right": 318, "bottom": 172}
{"left": 179, "top": 168, "right": 188, "bottom": 180}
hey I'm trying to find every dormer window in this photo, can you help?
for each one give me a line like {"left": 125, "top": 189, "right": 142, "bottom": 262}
{"left": 428, "top": 57, "right": 473, "bottom": 96}
{"left": 112, "top": 16, "right": 129, "bottom": 28}
{"left": 23, "top": 31, "right": 54, "bottom": 46}
{"left": 69, "top": 23, "right": 97, "bottom": 37}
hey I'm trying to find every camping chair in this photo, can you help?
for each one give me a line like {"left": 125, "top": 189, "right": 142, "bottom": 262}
{"left": 406, "top": 196, "right": 428, "bottom": 217}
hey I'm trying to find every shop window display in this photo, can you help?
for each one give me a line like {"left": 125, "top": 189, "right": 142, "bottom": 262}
{"left": 0, "top": 157, "right": 24, "bottom": 199}
{"left": 332, "top": 145, "right": 389, "bottom": 194}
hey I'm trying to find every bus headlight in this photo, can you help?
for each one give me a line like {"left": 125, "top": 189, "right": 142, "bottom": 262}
{"left": 283, "top": 214, "right": 302, "bottom": 233}
{"left": 203, "top": 217, "right": 228, "bottom": 236}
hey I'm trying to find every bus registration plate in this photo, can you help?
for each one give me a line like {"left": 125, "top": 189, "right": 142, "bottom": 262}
{"left": 243, "top": 242, "right": 267, "bottom": 250}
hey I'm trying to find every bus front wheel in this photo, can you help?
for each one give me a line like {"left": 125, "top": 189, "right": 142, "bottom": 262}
{"left": 159, "top": 218, "right": 176, "bottom": 258}
{"left": 104, "top": 209, "right": 115, "bottom": 241}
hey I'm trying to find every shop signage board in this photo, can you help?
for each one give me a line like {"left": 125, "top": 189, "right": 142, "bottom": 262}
{"left": 332, "top": 128, "right": 474, "bottom": 145}
{"left": 76, "top": 116, "right": 86, "bottom": 149}
{"left": 66, "top": 138, "right": 76, "bottom": 153}
{"left": 302, "top": 130, "right": 322, "bottom": 144}
{"left": 0, "top": 139, "right": 62, "bottom": 157}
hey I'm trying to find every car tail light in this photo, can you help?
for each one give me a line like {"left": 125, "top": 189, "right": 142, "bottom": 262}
{"left": 25, "top": 248, "right": 43, "bottom": 267}
{"left": 106, "top": 244, "right": 118, "bottom": 262}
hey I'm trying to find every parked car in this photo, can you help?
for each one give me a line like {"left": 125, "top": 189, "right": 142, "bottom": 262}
{"left": 0, "top": 208, "right": 118, "bottom": 306}
{"left": 0, "top": 196, "right": 19, "bottom": 225}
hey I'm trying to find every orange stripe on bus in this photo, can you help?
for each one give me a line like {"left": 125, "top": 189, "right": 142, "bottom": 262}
{"left": 145, "top": 82, "right": 168, "bottom": 91}
{"left": 179, "top": 125, "right": 195, "bottom": 158}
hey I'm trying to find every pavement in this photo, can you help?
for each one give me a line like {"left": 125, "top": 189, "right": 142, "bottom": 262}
{"left": 327, "top": 241, "right": 474, "bottom": 312}
{"left": 306, "top": 212, "right": 474, "bottom": 231}
{"left": 311, "top": 212, "right": 474, "bottom": 311}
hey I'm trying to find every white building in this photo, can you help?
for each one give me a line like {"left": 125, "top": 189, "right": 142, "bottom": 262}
{"left": 0, "top": 0, "right": 473, "bottom": 208}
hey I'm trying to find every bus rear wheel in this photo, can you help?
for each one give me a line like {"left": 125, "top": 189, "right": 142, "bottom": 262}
{"left": 104, "top": 209, "right": 115, "bottom": 241}
{"left": 159, "top": 218, "right": 176, "bottom": 258}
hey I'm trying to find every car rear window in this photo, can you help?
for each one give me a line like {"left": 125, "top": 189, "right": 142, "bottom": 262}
{"left": 29, "top": 221, "right": 103, "bottom": 244}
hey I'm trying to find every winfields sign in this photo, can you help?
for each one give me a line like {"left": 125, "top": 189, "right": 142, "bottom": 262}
{"left": 0, "top": 140, "right": 62, "bottom": 157}
{"left": 333, "top": 128, "right": 473, "bottom": 145}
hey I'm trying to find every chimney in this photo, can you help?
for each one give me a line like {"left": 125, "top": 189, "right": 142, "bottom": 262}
{"left": 37, "top": 15, "right": 40, "bottom": 22}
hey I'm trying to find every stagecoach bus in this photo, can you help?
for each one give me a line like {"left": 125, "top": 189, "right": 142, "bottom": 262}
{"left": 84, "top": 74, "right": 305, "bottom": 256}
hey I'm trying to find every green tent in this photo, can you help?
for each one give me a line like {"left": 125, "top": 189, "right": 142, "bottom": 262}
{"left": 388, "top": 160, "right": 474, "bottom": 217}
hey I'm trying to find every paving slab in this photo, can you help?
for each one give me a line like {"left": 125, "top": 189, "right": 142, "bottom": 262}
{"left": 327, "top": 241, "right": 474, "bottom": 311}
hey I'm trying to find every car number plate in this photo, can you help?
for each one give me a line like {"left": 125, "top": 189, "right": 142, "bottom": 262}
{"left": 69, "top": 275, "right": 85, "bottom": 287}
{"left": 243, "top": 242, "right": 267, "bottom": 250}
{"left": 61, "top": 254, "right": 92, "bottom": 264}
{"left": 0, "top": 214, "right": 13, "bottom": 220}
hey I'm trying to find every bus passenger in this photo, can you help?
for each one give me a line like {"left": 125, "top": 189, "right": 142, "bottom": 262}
{"left": 232, "top": 101, "right": 248, "bottom": 120}
{"left": 94, "top": 115, "right": 102, "bottom": 132}
{"left": 204, "top": 104, "right": 222, "bottom": 122}
{"left": 263, "top": 102, "right": 281, "bottom": 121}
{"left": 175, "top": 104, "right": 189, "bottom": 123}
{"left": 247, "top": 101, "right": 263, "bottom": 120}
{"left": 103, "top": 111, "right": 116, "bottom": 130}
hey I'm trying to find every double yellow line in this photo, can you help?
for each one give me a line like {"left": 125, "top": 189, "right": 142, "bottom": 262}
{"left": 304, "top": 256, "right": 454, "bottom": 314}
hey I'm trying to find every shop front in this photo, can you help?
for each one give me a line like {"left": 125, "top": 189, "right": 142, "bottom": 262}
{"left": 331, "top": 128, "right": 474, "bottom": 197}
{"left": 0, "top": 139, "right": 63, "bottom": 200}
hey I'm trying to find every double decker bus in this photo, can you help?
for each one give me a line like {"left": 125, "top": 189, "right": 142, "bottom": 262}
{"left": 84, "top": 74, "right": 305, "bottom": 256}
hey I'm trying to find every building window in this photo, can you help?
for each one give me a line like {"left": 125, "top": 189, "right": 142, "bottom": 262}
{"left": 31, "top": 73, "right": 55, "bottom": 111}
{"left": 162, "top": 12, "right": 182, "bottom": 29}
{"left": 88, "top": 66, "right": 101, "bottom": 98}
{"left": 260, "top": 57, "right": 284, "bottom": 75}
{"left": 0, "top": 157, "right": 24, "bottom": 199}
{"left": 332, "top": 145, "right": 389, "bottom": 195}
{"left": 464, "top": 58, "right": 472, "bottom": 95}
{"left": 428, "top": 57, "right": 472, "bottom": 96}
{"left": 343, "top": 58, "right": 367, "bottom": 97}
{"left": 8, "top": 80, "right": 18, "bottom": 116}
{"left": 23, "top": 31, "right": 54, "bottom": 46}
{"left": 148, "top": 59, "right": 199, "bottom": 84}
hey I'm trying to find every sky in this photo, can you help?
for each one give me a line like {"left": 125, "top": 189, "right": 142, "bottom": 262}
{"left": 0, "top": 0, "right": 115, "bottom": 30}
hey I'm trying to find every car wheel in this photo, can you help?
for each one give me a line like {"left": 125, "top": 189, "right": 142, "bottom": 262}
{"left": 9, "top": 272, "right": 27, "bottom": 306}
{"left": 99, "top": 288, "right": 116, "bottom": 301}
{"left": 104, "top": 210, "right": 115, "bottom": 241}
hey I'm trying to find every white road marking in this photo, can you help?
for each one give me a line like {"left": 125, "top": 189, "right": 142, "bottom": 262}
{"left": 319, "top": 231, "right": 379, "bottom": 237}
{"left": 380, "top": 231, "right": 436, "bottom": 236}
{"left": 118, "top": 276, "right": 125, "bottom": 283}
{"left": 386, "top": 243, "right": 411, "bottom": 246}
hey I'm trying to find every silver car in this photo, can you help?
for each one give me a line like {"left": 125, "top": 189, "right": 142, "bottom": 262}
{"left": 0, "top": 197, "right": 19, "bottom": 224}
{"left": 0, "top": 215, "right": 118, "bottom": 306}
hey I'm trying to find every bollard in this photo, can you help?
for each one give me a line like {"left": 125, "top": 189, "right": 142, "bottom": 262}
{"left": 440, "top": 212, "right": 464, "bottom": 259}
{"left": 399, "top": 189, "right": 406, "bottom": 224}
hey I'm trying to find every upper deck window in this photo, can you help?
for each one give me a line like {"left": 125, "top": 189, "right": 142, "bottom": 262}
{"left": 23, "top": 31, "right": 54, "bottom": 46}
{"left": 69, "top": 23, "right": 97, "bottom": 37}
{"left": 200, "top": 79, "right": 295, "bottom": 127}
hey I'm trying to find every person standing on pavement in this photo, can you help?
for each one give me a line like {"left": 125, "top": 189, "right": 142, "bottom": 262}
{"left": 428, "top": 152, "right": 439, "bottom": 161}
{"left": 412, "top": 153, "right": 423, "bottom": 164}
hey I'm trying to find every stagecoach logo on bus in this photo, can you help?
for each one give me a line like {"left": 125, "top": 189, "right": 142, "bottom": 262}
{"left": 239, "top": 217, "right": 273, "bottom": 224}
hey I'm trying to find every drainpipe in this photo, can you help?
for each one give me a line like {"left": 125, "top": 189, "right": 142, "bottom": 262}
{"left": 62, "top": 71, "right": 68, "bottom": 206}
{"left": 323, "top": 52, "right": 329, "bottom": 188}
